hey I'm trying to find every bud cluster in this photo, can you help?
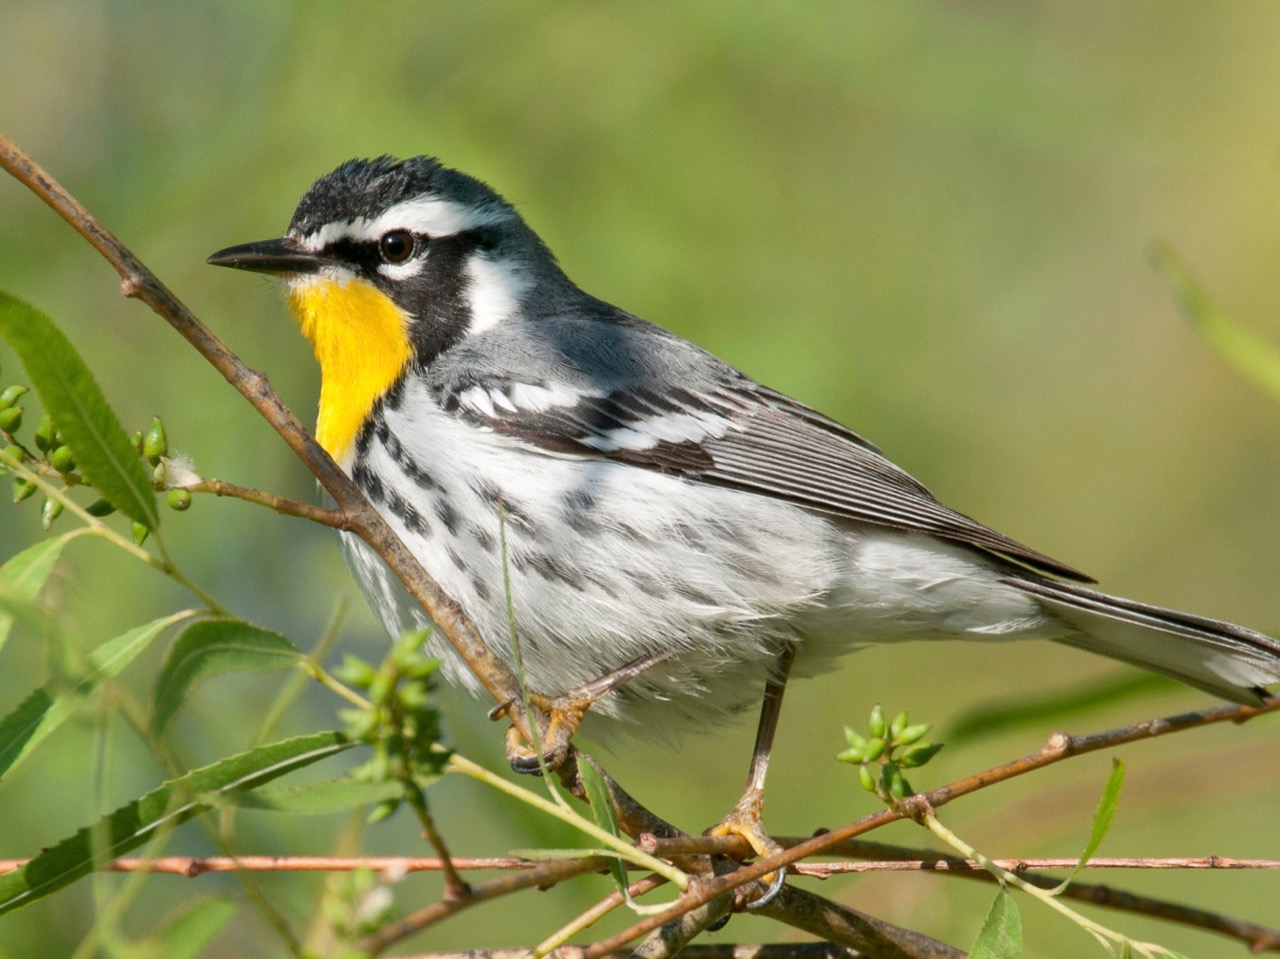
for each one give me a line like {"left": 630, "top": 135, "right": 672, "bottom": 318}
{"left": 837, "top": 704, "right": 943, "bottom": 803}
{"left": 0, "top": 365, "right": 194, "bottom": 538}
{"left": 335, "top": 629, "right": 447, "bottom": 823}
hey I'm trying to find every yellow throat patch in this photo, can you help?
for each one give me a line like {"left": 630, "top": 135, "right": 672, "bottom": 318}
{"left": 287, "top": 277, "right": 413, "bottom": 462}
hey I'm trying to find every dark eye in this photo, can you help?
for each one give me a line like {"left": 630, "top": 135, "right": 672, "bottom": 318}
{"left": 378, "top": 230, "right": 415, "bottom": 264}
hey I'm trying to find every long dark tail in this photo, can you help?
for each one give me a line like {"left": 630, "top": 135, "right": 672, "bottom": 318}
{"left": 1007, "top": 577, "right": 1280, "bottom": 705}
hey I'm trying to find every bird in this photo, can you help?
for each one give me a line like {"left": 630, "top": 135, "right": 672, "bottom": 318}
{"left": 208, "top": 154, "right": 1280, "bottom": 854}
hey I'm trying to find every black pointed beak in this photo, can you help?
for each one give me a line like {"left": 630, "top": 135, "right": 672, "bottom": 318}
{"left": 207, "top": 238, "right": 326, "bottom": 276}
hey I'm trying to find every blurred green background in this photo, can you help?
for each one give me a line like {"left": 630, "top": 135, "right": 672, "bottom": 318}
{"left": 2, "top": 2, "right": 1279, "bottom": 956}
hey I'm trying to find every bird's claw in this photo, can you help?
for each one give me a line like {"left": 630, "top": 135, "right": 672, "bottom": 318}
{"left": 500, "top": 649, "right": 674, "bottom": 775}
{"left": 708, "top": 787, "right": 788, "bottom": 909}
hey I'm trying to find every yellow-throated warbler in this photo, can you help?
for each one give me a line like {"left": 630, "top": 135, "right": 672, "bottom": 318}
{"left": 209, "top": 155, "right": 1280, "bottom": 786}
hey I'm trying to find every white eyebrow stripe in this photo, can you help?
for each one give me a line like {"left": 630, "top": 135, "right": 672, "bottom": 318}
{"left": 295, "top": 196, "right": 512, "bottom": 251}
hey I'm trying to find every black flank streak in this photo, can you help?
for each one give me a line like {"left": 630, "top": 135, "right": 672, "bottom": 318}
{"left": 351, "top": 464, "right": 384, "bottom": 503}
{"left": 470, "top": 525, "right": 496, "bottom": 552}
{"left": 380, "top": 429, "right": 439, "bottom": 491}
{"left": 446, "top": 545, "right": 467, "bottom": 573}
{"left": 385, "top": 488, "right": 428, "bottom": 536}
{"left": 433, "top": 498, "right": 460, "bottom": 535}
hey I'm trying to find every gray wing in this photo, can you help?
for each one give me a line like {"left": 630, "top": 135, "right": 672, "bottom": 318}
{"left": 428, "top": 312, "right": 1093, "bottom": 582}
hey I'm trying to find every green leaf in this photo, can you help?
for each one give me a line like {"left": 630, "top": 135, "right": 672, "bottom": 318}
{"left": 0, "top": 730, "right": 353, "bottom": 914}
{"left": 579, "top": 758, "right": 629, "bottom": 895}
{"left": 0, "top": 610, "right": 193, "bottom": 783}
{"left": 0, "top": 292, "right": 158, "bottom": 529}
{"left": 0, "top": 533, "right": 75, "bottom": 653}
{"left": 1052, "top": 758, "right": 1125, "bottom": 895}
{"left": 151, "top": 897, "right": 237, "bottom": 959}
{"left": 209, "top": 777, "right": 405, "bottom": 814}
{"left": 949, "top": 673, "right": 1173, "bottom": 742}
{"left": 969, "top": 888, "right": 1022, "bottom": 959}
{"left": 152, "top": 618, "right": 302, "bottom": 734}
{"left": 1155, "top": 244, "right": 1280, "bottom": 402}
{"left": 508, "top": 848, "right": 624, "bottom": 861}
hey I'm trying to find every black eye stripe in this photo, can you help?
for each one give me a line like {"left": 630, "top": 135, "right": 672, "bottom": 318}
{"left": 324, "top": 237, "right": 383, "bottom": 271}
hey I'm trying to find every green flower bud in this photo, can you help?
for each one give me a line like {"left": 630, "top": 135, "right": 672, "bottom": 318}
{"left": 2, "top": 443, "right": 26, "bottom": 464}
{"left": 858, "top": 763, "right": 877, "bottom": 793}
{"left": 131, "top": 521, "right": 149, "bottom": 546}
{"left": 41, "top": 497, "right": 63, "bottom": 529}
{"left": 85, "top": 498, "right": 117, "bottom": 517}
{"left": 50, "top": 445, "right": 76, "bottom": 474}
{"left": 863, "top": 737, "right": 887, "bottom": 762}
{"left": 131, "top": 430, "right": 144, "bottom": 454}
{"left": 899, "top": 742, "right": 944, "bottom": 768}
{"left": 152, "top": 461, "right": 168, "bottom": 486}
{"left": 836, "top": 745, "right": 864, "bottom": 764}
{"left": 339, "top": 706, "right": 378, "bottom": 740}
{"left": 890, "top": 710, "right": 909, "bottom": 740}
{"left": 12, "top": 477, "right": 37, "bottom": 503}
{"left": 143, "top": 416, "right": 168, "bottom": 466}
{"left": 0, "top": 406, "right": 22, "bottom": 434}
{"left": 896, "top": 723, "right": 931, "bottom": 747}
{"left": 34, "top": 413, "right": 56, "bottom": 452}
{"left": 842, "top": 725, "right": 867, "bottom": 751}
{"left": 868, "top": 703, "right": 886, "bottom": 739}
{"left": 397, "top": 681, "right": 429, "bottom": 710}
{"left": 335, "top": 655, "right": 377, "bottom": 688}
{"left": 368, "top": 673, "right": 394, "bottom": 707}
{"left": 366, "top": 797, "right": 399, "bottom": 825}
{"left": 166, "top": 488, "right": 191, "bottom": 511}
{"left": 0, "top": 385, "right": 28, "bottom": 409}
{"left": 888, "top": 766, "right": 911, "bottom": 800}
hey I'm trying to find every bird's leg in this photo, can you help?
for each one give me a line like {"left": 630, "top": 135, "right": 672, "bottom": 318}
{"left": 501, "top": 649, "right": 674, "bottom": 774}
{"left": 707, "top": 642, "right": 796, "bottom": 907}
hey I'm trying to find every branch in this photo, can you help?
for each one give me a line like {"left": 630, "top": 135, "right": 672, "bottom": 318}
{"left": 184, "top": 478, "right": 352, "bottom": 529}
{"left": 587, "top": 699, "right": 1279, "bottom": 954}
{"left": 0, "top": 132, "right": 523, "bottom": 715}
{"left": 391, "top": 948, "right": 863, "bottom": 959}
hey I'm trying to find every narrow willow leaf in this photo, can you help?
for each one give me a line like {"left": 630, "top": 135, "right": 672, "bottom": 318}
{"left": 579, "top": 759, "right": 629, "bottom": 896}
{"left": 969, "top": 888, "right": 1022, "bottom": 959}
{"left": 508, "top": 848, "right": 625, "bottom": 862}
{"left": 1155, "top": 245, "right": 1280, "bottom": 402}
{"left": 209, "top": 777, "right": 405, "bottom": 814}
{"left": 0, "top": 534, "right": 74, "bottom": 653}
{"left": 1053, "top": 759, "right": 1125, "bottom": 895}
{"left": 0, "top": 610, "right": 193, "bottom": 783}
{"left": 949, "top": 673, "right": 1171, "bottom": 742}
{"left": 0, "top": 292, "right": 157, "bottom": 528}
{"left": 152, "top": 618, "right": 302, "bottom": 734}
{"left": 152, "top": 897, "right": 237, "bottom": 959}
{"left": 0, "top": 730, "right": 352, "bottom": 914}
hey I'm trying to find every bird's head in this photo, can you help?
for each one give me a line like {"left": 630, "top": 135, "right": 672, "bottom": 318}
{"left": 209, "top": 155, "right": 570, "bottom": 461}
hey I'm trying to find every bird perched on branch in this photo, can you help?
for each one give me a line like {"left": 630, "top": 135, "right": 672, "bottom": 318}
{"left": 209, "top": 154, "right": 1280, "bottom": 855}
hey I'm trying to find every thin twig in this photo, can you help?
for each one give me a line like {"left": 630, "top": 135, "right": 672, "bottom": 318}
{"left": 356, "top": 856, "right": 610, "bottom": 955}
{"left": 184, "top": 478, "right": 351, "bottom": 528}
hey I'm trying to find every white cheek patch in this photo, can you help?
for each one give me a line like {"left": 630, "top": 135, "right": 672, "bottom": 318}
{"left": 464, "top": 255, "right": 532, "bottom": 334}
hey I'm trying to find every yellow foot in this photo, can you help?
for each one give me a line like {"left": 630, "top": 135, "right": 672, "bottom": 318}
{"left": 500, "top": 650, "right": 674, "bottom": 775}
{"left": 707, "top": 788, "right": 788, "bottom": 909}
{"left": 503, "top": 691, "right": 584, "bottom": 774}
